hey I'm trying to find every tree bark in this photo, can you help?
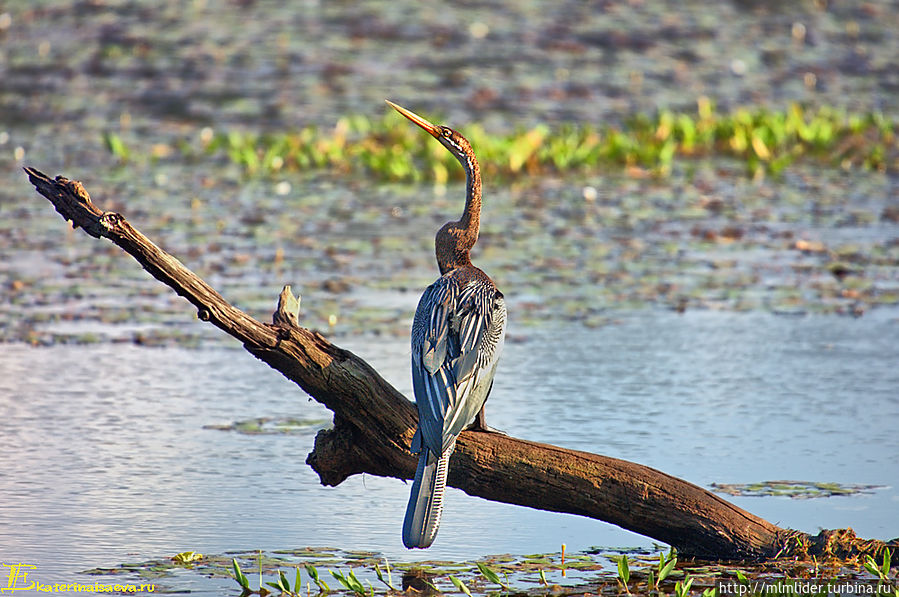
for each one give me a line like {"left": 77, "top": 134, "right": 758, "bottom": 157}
{"left": 24, "top": 167, "right": 892, "bottom": 561}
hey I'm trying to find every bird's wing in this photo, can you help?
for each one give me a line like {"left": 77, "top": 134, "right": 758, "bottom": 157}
{"left": 411, "top": 276, "right": 500, "bottom": 455}
{"left": 411, "top": 278, "right": 457, "bottom": 454}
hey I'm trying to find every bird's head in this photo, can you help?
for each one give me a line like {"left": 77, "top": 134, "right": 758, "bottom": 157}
{"left": 386, "top": 100, "right": 476, "bottom": 173}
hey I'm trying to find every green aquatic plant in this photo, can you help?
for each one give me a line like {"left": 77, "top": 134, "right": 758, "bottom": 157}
{"left": 331, "top": 569, "right": 369, "bottom": 596}
{"left": 266, "top": 569, "right": 295, "bottom": 595}
{"left": 647, "top": 547, "right": 678, "bottom": 590}
{"left": 475, "top": 561, "right": 510, "bottom": 591}
{"left": 305, "top": 562, "right": 331, "bottom": 593}
{"left": 231, "top": 559, "right": 251, "bottom": 593}
{"left": 614, "top": 554, "right": 631, "bottom": 593}
{"left": 674, "top": 573, "right": 694, "bottom": 597}
{"left": 863, "top": 547, "right": 894, "bottom": 592}
{"left": 373, "top": 560, "right": 395, "bottom": 591}
{"left": 231, "top": 560, "right": 332, "bottom": 596}
{"left": 102, "top": 101, "right": 896, "bottom": 181}
{"left": 449, "top": 575, "right": 473, "bottom": 596}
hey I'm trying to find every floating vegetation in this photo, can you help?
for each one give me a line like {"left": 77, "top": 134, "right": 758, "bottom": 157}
{"left": 123, "top": 101, "right": 899, "bottom": 181}
{"left": 203, "top": 417, "right": 331, "bottom": 435}
{"left": 79, "top": 545, "right": 899, "bottom": 597}
{"left": 9, "top": 104, "right": 899, "bottom": 347}
{"left": 171, "top": 550, "right": 204, "bottom": 565}
{"left": 710, "top": 480, "right": 887, "bottom": 499}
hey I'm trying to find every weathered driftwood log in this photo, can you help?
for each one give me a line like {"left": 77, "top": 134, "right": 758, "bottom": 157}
{"left": 24, "top": 167, "right": 892, "bottom": 561}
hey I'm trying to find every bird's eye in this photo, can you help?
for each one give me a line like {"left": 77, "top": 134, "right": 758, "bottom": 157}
{"left": 442, "top": 128, "right": 453, "bottom": 138}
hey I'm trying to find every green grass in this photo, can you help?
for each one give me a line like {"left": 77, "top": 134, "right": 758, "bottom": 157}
{"left": 113, "top": 99, "right": 897, "bottom": 180}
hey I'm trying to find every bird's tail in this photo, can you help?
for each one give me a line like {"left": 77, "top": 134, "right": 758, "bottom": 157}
{"left": 402, "top": 441, "right": 454, "bottom": 549}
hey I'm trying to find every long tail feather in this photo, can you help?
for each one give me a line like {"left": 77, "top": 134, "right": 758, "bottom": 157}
{"left": 402, "top": 442, "right": 454, "bottom": 549}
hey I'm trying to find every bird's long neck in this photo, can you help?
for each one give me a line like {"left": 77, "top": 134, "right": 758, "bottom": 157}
{"left": 458, "top": 154, "right": 481, "bottom": 237}
{"left": 436, "top": 151, "right": 481, "bottom": 275}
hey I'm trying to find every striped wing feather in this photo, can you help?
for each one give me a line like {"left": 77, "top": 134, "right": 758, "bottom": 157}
{"left": 411, "top": 274, "right": 502, "bottom": 456}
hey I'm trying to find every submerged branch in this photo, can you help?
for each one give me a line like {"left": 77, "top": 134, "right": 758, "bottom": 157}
{"left": 24, "top": 167, "right": 894, "bottom": 561}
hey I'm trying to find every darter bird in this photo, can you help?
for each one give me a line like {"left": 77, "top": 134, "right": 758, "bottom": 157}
{"left": 386, "top": 100, "right": 507, "bottom": 549}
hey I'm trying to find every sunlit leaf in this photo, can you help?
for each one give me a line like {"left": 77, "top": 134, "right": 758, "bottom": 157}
{"left": 449, "top": 575, "right": 473, "bottom": 597}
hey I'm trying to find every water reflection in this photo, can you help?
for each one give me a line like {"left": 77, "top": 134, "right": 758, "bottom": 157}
{"left": 0, "top": 309, "right": 896, "bottom": 588}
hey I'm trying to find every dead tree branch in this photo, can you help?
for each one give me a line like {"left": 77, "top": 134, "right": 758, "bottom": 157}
{"left": 25, "top": 167, "right": 893, "bottom": 561}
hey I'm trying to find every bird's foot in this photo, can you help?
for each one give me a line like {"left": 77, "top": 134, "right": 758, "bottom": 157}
{"left": 466, "top": 420, "right": 507, "bottom": 435}
{"left": 467, "top": 407, "right": 506, "bottom": 434}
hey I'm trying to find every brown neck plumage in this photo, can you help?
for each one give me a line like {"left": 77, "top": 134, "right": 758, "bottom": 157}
{"left": 436, "top": 150, "right": 481, "bottom": 275}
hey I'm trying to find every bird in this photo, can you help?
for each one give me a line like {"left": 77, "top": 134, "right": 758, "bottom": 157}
{"left": 386, "top": 100, "right": 507, "bottom": 549}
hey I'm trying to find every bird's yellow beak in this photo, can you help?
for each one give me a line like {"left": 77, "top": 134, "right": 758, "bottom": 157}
{"left": 386, "top": 100, "right": 440, "bottom": 139}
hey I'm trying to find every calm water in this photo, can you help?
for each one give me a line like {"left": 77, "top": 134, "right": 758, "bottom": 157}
{"left": 1, "top": 308, "right": 896, "bottom": 592}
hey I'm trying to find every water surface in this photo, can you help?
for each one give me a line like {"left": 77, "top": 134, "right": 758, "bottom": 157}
{"left": 1, "top": 308, "right": 896, "bottom": 592}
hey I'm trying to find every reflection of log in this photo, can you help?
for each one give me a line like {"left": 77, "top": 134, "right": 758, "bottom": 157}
{"left": 25, "top": 167, "right": 892, "bottom": 561}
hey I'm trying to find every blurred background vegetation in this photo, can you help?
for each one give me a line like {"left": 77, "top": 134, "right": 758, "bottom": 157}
{"left": 1, "top": 0, "right": 897, "bottom": 339}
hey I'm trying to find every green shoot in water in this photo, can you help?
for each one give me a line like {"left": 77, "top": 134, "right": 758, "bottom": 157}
{"left": 231, "top": 559, "right": 250, "bottom": 591}
{"left": 449, "top": 575, "right": 473, "bottom": 597}
{"left": 331, "top": 569, "right": 369, "bottom": 597}
{"left": 615, "top": 555, "right": 631, "bottom": 593}
{"left": 863, "top": 547, "right": 894, "bottom": 589}
{"left": 374, "top": 559, "right": 395, "bottom": 591}
{"left": 266, "top": 569, "right": 293, "bottom": 594}
{"left": 305, "top": 563, "right": 330, "bottom": 593}
{"left": 475, "top": 562, "right": 510, "bottom": 591}
{"left": 675, "top": 574, "right": 694, "bottom": 597}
